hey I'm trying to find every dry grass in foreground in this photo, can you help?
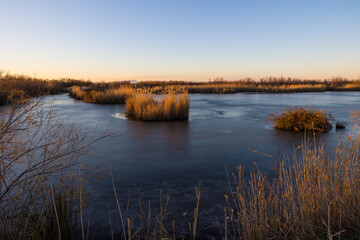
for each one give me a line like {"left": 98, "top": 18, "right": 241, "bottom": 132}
{"left": 269, "top": 106, "right": 333, "bottom": 132}
{"left": 125, "top": 89, "right": 190, "bottom": 121}
{"left": 225, "top": 134, "right": 360, "bottom": 239}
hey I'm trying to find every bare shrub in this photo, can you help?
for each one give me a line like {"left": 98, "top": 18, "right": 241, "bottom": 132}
{"left": 0, "top": 98, "right": 105, "bottom": 239}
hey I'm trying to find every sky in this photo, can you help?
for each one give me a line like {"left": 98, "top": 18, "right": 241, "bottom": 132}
{"left": 0, "top": 0, "right": 359, "bottom": 81}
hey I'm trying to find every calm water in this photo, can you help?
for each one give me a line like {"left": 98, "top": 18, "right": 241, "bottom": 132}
{"left": 46, "top": 92, "right": 359, "bottom": 238}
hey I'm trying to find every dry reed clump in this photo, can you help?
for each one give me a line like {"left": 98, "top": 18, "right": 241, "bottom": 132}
{"left": 224, "top": 135, "right": 360, "bottom": 240}
{"left": 269, "top": 106, "right": 333, "bottom": 132}
{"left": 70, "top": 86, "right": 134, "bottom": 104}
{"left": 70, "top": 86, "right": 86, "bottom": 100}
{"left": 89, "top": 87, "right": 134, "bottom": 104}
{"left": 125, "top": 89, "right": 190, "bottom": 121}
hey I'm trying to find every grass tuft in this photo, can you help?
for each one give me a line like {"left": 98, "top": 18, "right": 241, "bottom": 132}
{"left": 269, "top": 106, "right": 333, "bottom": 132}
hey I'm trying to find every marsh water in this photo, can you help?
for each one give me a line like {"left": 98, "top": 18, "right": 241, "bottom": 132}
{"left": 48, "top": 92, "right": 358, "bottom": 238}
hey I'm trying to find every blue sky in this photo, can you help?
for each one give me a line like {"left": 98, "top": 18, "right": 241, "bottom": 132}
{"left": 1, "top": 0, "right": 359, "bottom": 81}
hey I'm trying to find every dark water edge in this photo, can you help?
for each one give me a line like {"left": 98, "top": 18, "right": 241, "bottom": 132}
{"left": 30, "top": 92, "right": 360, "bottom": 238}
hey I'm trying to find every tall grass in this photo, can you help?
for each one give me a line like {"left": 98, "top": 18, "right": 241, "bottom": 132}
{"left": 108, "top": 178, "right": 202, "bottom": 239}
{"left": 224, "top": 134, "right": 360, "bottom": 239}
{"left": 269, "top": 106, "right": 333, "bottom": 132}
{"left": 350, "top": 110, "right": 360, "bottom": 128}
{"left": 0, "top": 183, "right": 80, "bottom": 240}
{"left": 125, "top": 89, "right": 189, "bottom": 121}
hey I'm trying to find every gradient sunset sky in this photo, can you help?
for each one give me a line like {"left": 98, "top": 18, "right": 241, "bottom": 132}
{"left": 1, "top": 0, "right": 359, "bottom": 81}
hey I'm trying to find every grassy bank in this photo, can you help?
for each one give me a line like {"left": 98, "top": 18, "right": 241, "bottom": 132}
{"left": 67, "top": 77, "right": 360, "bottom": 106}
{"left": 70, "top": 86, "right": 134, "bottom": 104}
{"left": 0, "top": 71, "right": 90, "bottom": 104}
{"left": 2, "top": 72, "right": 360, "bottom": 107}
{"left": 125, "top": 89, "right": 190, "bottom": 121}
{"left": 269, "top": 106, "right": 333, "bottom": 132}
{"left": 135, "top": 77, "right": 360, "bottom": 94}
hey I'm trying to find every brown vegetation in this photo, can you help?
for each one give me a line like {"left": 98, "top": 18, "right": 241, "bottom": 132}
{"left": 133, "top": 76, "right": 360, "bottom": 94}
{"left": 350, "top": 110, "right": 360, "bottom": 128}
{"left": 2, "top": 71, "right": 360, "bottom": 107}
{"left": 224, "top": 135, "right": 360, "bottom": 239}
{"left": 269, "top": 106, "right": 333, "bottom": 132}
{"left": 0, "top": 71, "right": 89, "bottom": 105}
{"left": 0, "top": 97, "right": 106, "bottom": 239}
{"left": 70, "top": 86, "right": 134, "bottom": 104}
{"left": 68, "top": 77, "right": 360, "bottom": 106}
{"left": 125, "top": 89, "right": 190, "bottom": 121}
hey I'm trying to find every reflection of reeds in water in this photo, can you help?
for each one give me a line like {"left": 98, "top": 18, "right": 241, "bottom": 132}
{"left": 269, "top": 106, "right": 333, "bottom": 132}
{"left": 125, "top": 88, "right": 190, "bottom": 121}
